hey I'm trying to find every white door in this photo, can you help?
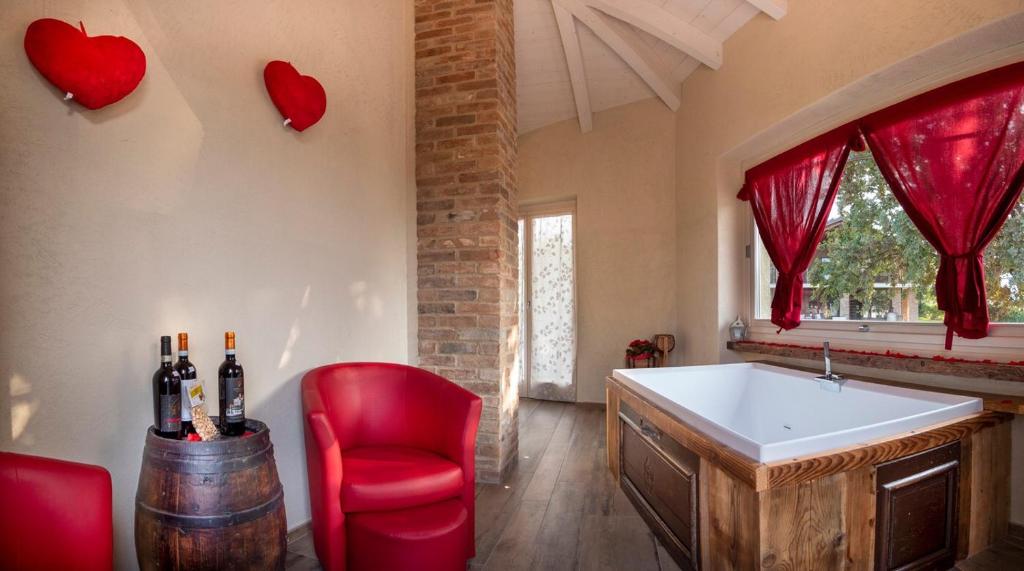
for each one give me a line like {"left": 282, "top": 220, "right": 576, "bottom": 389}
{"left": 517, "top": 202, "right": 577, "bottom": 402}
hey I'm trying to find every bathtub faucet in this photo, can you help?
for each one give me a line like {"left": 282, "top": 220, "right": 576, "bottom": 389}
{"left": 817, "top": 340, "right": 846, "bottom": 392}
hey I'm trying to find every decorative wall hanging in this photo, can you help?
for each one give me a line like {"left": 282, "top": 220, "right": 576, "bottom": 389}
{"left": 24, "top": 18, "right": 146, "bottom": 110}
{"left": 263, "top": 61, "right": 326, "bottom": 132}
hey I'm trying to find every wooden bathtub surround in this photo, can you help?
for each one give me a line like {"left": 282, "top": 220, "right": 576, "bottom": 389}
{"left": 606, "top": 376, "right": 1012, "bottom": 570}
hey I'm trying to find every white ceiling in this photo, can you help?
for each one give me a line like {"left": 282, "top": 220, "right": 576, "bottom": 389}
{"left": 515, "top": 0, "right": 784, "bottom": 134}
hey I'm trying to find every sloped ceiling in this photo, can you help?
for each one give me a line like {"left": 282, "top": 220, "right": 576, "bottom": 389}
{"left": 516, "top": 0, "right": 785, "bottom": 134}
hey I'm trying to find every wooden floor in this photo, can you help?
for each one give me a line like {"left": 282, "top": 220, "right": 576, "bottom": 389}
{"left": 955, "top": 524, "right": 1024, "bottom": 570}
{"left": 285, "top": 398, "right": 1021, "bottom": 570}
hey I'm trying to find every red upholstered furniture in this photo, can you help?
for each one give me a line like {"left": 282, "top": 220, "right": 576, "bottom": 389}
{"left": 0, "top": 451, "right": 113, "bottom": 570}
{"left": 302, "top": 362, "right": 482, "bottom": 571}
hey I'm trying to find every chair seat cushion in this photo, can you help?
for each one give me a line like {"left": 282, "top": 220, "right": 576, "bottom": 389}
{"left": 341, "top": 446, "right": 463, "bottom": 513}
{"left": 347, "top": 499, "right": 469, "bottom": 571}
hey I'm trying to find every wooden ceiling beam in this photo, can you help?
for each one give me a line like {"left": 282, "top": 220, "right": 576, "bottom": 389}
{"left": 581, "top": 0, "right": 722, "bottom": 70}
{"left": 745, "top": 0, "right": 787, "bottom": 20}
{"left": 552, "top": 3, "right": 593, "bottom": 133}
{"left": 553, "top": 0, "right": 681, "bottom": 111}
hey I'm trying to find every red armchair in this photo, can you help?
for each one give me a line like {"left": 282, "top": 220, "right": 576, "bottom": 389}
{"left": 302, "top": 362, "right": 482, "bottom": 571}
{"left": 0, "top": 451, "right": 113, "bottom": 570}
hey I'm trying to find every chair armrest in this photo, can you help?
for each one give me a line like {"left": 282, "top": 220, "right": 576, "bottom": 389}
{"left": 304, "top": 411, "right": 345, "bottom": 571}
{"left": 431, "top": 381, "right": 483, "bottom": 477}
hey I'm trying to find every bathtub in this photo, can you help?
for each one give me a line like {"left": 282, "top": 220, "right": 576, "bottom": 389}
{"left": 611, "top": 362, "right": 982, "bottom": 463}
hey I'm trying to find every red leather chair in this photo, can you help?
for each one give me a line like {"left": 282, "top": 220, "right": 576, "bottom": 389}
{"left": 0, "top": 451, "right": 113, "bottom": 570}
{"left": 302, "top": 362, "right": 482, "bottom": 571}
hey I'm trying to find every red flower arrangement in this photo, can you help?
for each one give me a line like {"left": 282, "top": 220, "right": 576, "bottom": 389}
{"left": 626, "top": 339, "right": 657, "bottom": 361}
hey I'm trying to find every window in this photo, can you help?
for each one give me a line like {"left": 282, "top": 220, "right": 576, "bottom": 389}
{"left": 754, "top": 151, "right": 1024, "bottom": 323}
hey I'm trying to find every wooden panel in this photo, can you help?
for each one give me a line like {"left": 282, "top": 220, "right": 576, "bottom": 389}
{"left": 766, "top": 412, "right": 1009, "bottom": 488}
{"left": 608, "top": 378, "right": 765, "bottom": 490}
{"left": 620, "top": 412, "right": 700, "bottom": 570}
{"left": 958, "top": 434, "right": 974, "bottom": 559}
{"left": 699, "top": 460, "right": 759, "bottom": 570}
{"left": 968, "top": 420, "right": 1011, "bottom": 555}
{"left": 844, "top": 465, "right": 876, "bottom": 571}
{"left": 874, "top": 442, "right": 960, "bottom": 571}
{"left": 759, "top": 473, "right": 848, "bottom": 569}
{"left": 606, "top": 385, "right": 621, "bottom": 481}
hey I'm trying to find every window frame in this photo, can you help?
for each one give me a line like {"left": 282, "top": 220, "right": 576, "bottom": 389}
{"left": 747, "top": 217, "right": 1024, "bottom": 360}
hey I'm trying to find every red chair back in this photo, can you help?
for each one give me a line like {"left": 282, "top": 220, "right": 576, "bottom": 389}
{"left": 0, "top": 451, "right": 113, "bottom": 570}
{"left": 302, "top": 362, "right": 473, "bottom": 459}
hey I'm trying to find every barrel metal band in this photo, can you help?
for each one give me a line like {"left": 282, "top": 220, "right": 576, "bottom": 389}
{"left": 143, "top": 444, "right": 274, "bottom": 474}
{"left": 136, "top": 488, "right": 284, "bottom": 529}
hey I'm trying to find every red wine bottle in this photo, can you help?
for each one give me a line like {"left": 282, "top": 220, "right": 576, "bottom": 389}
{"left": 174, "top": 332, "right": 197, "bottom": 437}
{"left": 153, "top": 336, "right": 182, "bottom": 438}
{"left": 218, "top": 331, "right": 246, "bottom": 436}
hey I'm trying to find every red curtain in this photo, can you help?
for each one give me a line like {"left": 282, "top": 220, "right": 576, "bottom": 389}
{"left": 738, "top": 125, "right": 863, "bottom": 330}
{"left": 860, "top": 62, "right": 1024, "bottom": 348}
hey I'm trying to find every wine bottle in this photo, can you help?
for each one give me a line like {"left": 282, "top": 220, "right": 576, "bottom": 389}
{"left": 175, "top": 332, "right": 197, "bottom": 436}
{"left": 218, "top": 331, "right": 246, "bottom": 436}
{"left": 152, "top": 336, "right": 182, "bottom": 438}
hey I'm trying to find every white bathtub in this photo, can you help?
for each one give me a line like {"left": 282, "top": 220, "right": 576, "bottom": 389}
{"left": 612, "top": 362, "right": 982, "bottom": 463}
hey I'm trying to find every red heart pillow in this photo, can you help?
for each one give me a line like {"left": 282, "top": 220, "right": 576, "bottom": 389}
{"left": 24, "top": 18, "right": 146, "bottom": 110}
{"left": 264, "top": 61, "right": 326, "bottom": 132}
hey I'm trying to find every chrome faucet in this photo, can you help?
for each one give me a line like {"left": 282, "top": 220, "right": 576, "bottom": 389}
{"left": 817, "top": 340, "right": 846, "bottom": 392}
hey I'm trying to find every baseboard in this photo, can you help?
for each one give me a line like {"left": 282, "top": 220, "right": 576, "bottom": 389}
{"left": 287, "top": 521, "right": 313, "bottom": 544}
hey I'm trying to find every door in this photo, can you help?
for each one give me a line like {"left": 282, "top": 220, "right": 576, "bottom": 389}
{"left": 518, "top": 201, "right": 577, "bottom": 402}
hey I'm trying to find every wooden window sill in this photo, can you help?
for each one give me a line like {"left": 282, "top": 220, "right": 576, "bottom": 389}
{"left": 726, "top": 340, "right": 1024, "bottom": 415}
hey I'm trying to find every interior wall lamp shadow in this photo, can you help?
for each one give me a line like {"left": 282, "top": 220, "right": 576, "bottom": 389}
{"left": 24, "top": 18, "right": 146, "bottom": 109}
{"left": 263, "top": 60, "right": 326, "bottom": 132}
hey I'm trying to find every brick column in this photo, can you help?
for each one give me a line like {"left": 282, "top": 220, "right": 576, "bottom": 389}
{"left": 414, "top": 0, "right": 518, "bottom": 483}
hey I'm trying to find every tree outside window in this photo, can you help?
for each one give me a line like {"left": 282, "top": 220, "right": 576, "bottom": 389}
{"left": 756, "top": 152, "right": 1024, "bottom": 323}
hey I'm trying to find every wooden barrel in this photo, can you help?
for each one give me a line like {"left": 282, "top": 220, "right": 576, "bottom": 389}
{"left": 135, "top": 419, "right": 287, "bottom": 570}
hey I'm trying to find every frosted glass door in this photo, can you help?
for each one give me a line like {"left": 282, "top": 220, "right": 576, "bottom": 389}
{"left": 521, "top": 213, "right": 576, "bottom": 401}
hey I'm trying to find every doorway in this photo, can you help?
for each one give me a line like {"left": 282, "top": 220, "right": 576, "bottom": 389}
{"left": 517, "top": 201, "right": 577, "bottom": 402}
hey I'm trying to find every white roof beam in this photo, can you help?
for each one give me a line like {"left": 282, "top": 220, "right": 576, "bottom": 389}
{"left": 553, "top": 0, "right": 681, "bottom": 111}
{"left": 552, "top": 3, "right": 593, "bottom": 133}
{"left": 581, "top": 0, "right": 722, "bottom": 70}
{"left": 745, "top": 0, "right": 787, "bottom": 20}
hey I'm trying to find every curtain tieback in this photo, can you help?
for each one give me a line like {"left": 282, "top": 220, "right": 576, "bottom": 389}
{"left": 935, "top": 253, "right": 985, "bottom": 311}
{"left": 936, "top": 252, "right": 987, "bottom": 350}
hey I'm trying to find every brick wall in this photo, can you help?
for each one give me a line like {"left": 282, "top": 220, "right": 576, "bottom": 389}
{"left": 414, "top": 0, "right": 519, "bottom": 483}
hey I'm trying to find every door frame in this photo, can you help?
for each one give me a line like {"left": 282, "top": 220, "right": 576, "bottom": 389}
{"left": 519, "top": 199, "right": 579, "bottom": 402}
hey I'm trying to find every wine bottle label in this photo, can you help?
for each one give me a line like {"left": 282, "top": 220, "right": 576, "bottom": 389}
{"left": 159, "top": 393, "right": 181, "bottom": 432}
{"left": 224, "top": 375, "right": 245, "bottom": 421}
{"left": 184, "top": 378, "right": 206, "bottom": 408}
{"left": 180, "top": 381, "right": 192, "bottom": 421}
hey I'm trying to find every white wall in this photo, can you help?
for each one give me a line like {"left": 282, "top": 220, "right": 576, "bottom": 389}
{"left": 0, "top": 1, "right": 414, "bottom": 567}
{"left": 519, "top": 99, "right": 678, "bottom": 403}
